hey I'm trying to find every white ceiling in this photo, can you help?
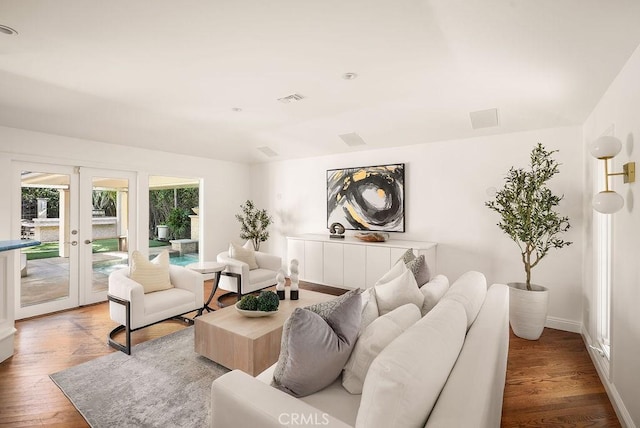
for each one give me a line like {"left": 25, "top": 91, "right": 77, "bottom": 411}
{"left": 1, "top": 0, "right": 640, "bottom": 164}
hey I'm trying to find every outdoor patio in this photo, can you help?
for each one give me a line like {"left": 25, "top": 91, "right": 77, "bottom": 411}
{"left": 19, "top": 245, "right": 196, "bottom": 308}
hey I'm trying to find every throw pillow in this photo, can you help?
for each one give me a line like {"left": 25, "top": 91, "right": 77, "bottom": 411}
{"left": 360, "top": 288, "right": 379, "bottom": 334}
{"left": 272, "top": 289, "right": 362, "bottom": 397}
{"left": 342, "top": 303, "right": 421, "bottom": 394}
{"left": 375, "top": 259, "right": 406, "bottom": 286}
{"left": 228, "top": 242, "right": 259, "bottom": 270}
{"left": 419, "top": 274, "right": 450, "bottom": 316}
{"left": 397, "top": 248, "right": 416, "bottom": 264}
{"left": 374, "top": 267, "right": 424, "bottom": 315}
{"left": 130, "top": 250, "right": 173, "bottom": 294}
{"left": 405, "top": 254, "right": 431, "bottom": 286}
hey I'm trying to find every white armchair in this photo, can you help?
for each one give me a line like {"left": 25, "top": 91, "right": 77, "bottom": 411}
{"left": 216, "top": 247, "right": 282, "bottom": 303}
{"left": 108, "top": 264, "right": 203, "bottom": 354}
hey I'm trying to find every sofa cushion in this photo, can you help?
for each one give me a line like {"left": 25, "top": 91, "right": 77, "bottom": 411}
{"left": 130, "top": 250, "right": 172, "bottom": 294}
{"left": 355, "top": 299, "right": 467, "bottom": 428}
{"left": 342, "top": 303, "right": 421, "bottom": 394}
{"left": 441, "top": 270, "right": 487, "bottom": 329}
{"left": 419, "top": 274, "right": 450, "bottom": 316}
{"left": 272, "top": 289, "right": 362, "bottom": 397}
{"left": 229, "top": 242, "right": 259, "bottom": 270}
{"left": 374, "top": 266, "right": 424, "bottom": 315}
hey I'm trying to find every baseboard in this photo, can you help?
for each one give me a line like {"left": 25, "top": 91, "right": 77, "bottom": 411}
{"left": 582, "top": 327, "right": 636, "bottom": 428}
{"left": 0, "top": 327, "right": 16, "bottom": 363}
{"left": 545, "top": 316, "right": 581, "bottom": 333}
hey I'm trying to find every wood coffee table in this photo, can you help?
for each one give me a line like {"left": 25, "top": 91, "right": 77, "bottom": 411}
{"left": 194, "top": 289, "right": 336, "bottom": 376}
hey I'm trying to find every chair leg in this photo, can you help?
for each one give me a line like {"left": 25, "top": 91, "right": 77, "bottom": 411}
{"left": 216, "top": 272, "right": 242, "bottom": 307}
{"left": 107, "top": 294, "right": 132, "bottom": 355}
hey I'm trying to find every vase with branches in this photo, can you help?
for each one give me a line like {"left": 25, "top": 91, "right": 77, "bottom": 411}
{"left": 235, "top": 200, "right": 272, "bottom": 251}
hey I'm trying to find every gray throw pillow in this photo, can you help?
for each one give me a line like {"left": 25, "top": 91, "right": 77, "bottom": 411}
{"left": 406, "top": 254, "right": 431, "bottom": 287}
{"left": 397, "top": 248, "right": 416, "bottom": 264}
{"left": 272, "top": 289, "right": 362, "bottom": 397}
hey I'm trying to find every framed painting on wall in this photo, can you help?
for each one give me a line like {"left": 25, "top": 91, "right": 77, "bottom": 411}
{"left": 327, "top": 163, "right": 405, "bottom": 232}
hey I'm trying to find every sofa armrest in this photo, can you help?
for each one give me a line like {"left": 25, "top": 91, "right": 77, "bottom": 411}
{"left": 211, "top": 370, "right": 351, "bottom": 428}
{"left": 217, "top": 252, "right": 250, "bottom": 277}
{"left": 108, "top": 268, "right": 144, "bottom": 303}
{"left": 255, "top": 251, "right": 282, "bottom": 272}
{"left": 169, "top": 265, "right": 204, "bottom": 307}
{"left": 108, "top": 268, "right": 145, "bottom": 327}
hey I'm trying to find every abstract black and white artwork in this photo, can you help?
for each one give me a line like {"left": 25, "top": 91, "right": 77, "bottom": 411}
{"left": 327, "top": 163, "right": 405, "bottom": 232}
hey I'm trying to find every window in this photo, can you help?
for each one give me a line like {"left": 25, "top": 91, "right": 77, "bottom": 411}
{"left": 595, "top": 158, "right": 611, "bottom": 360}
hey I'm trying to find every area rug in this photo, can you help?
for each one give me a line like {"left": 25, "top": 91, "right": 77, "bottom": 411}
{"left": 50, "top": 327, "right": 229, "bottom": 427}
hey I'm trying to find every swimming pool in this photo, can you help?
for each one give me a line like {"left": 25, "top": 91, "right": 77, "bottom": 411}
{"left": 93, "top": 253, "right": 199, "bottom": 275}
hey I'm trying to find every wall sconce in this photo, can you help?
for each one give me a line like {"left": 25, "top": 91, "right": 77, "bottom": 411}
{"left": 590, "top": 135, "right": 635, "bottom": 214}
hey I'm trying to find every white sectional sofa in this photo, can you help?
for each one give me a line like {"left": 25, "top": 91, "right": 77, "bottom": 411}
{"left": 211, "top": 271, "right": 509, "bottom": 428}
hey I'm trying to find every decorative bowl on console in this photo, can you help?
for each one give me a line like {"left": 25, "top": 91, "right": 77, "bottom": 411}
{"left": 354, "top": 232, "right": 389, "bottom": 242}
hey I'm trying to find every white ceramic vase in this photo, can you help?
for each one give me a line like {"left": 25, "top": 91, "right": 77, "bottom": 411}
{"left": 508, "top": 282, "right": 549, "bottom": 340}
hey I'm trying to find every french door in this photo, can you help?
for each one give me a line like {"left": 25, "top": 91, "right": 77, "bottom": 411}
{"left": 15, "top": 162, "right": 137, "bottom": 318}
{"left": 79, "top": 168, "right": 137, "bottom": 306}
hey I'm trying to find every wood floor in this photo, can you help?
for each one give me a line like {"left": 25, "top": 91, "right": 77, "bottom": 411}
{"left": 0, "top": 281, "right": 620, "bottom": 427}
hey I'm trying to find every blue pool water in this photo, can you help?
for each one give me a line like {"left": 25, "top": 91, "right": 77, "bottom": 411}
{"left": 166, "top": 253, "right": 199, "bottom": 266}
{"left": 93, "top": 253, "right": 199, "bottom": 275}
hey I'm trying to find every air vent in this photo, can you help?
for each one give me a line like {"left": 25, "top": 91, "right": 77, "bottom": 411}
{"left": 339, "top": 132, "right": 367, "bottom": 147}
{"left": 470, "top": 108, "right": 499, "bottom": 129}
{"left": 277, "top": 93, "right": 305, "bottom": 104}
{"left": 257, "top": 146, "right": 279, "bottom": 157}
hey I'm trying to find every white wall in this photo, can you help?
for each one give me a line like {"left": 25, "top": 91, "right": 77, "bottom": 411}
{"left": 251, "top": 126, "right": 584, "bottom": 330}
{"left": 0, "top": 125, "right": 251, "bottom": 261}
{"left": 583, "top": 42, "right": 640, "bottom": 427}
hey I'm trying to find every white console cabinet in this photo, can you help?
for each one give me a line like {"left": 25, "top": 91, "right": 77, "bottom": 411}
{"left": 287, "top": 234, "right": 437, "bottom": 289}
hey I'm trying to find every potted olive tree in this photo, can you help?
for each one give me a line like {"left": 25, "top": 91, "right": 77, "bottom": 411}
{"left": 486, "top": 143, "right": 572, "bottom": 340}
{"left": 235, "top": 200, "right": 273, "bottom": 251}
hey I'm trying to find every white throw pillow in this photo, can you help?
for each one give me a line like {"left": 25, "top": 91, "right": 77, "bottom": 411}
{"left": 374, "top": 268, "right": 424, "bottom": 315}
{"left": 130, "top": 250, "right": 173, "bottom": 294}
{"left": 355, "top": 299, "right": 467, "bottom": 428}
{"left": 359, "top": 287, "right": 380, "bottom": 334}
{"left": 343, "top": 303, "right": 421, "bottom": 394}
{"left": 376, "top": 259, "right": 407, "bottom": 285}
{"left": 419, "top": 274, "right": 450, "bottom": 316}
{"left": 229, "top": 242, "right": 259, "bottom": 270}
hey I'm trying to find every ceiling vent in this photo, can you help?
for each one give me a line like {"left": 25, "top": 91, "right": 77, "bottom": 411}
{"left": 257, "top": 146, "right": 279, "bottom": 157}
{"left": 339, "top": 132, "right": 367, "bottom": 147}
{"left": 470, "top": 108, "right": 499, "bottom": 129}
{"left": 277, "top": 93, "right": 305, "bottom": 104}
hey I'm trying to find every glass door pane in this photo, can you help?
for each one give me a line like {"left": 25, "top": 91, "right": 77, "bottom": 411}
{"left": 80, "top": 169, "right": 136, "bottom": 305}
{"left": 17, "top": 165, "right": 79, "bottom": 319}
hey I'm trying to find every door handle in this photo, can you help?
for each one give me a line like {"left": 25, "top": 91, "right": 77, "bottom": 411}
{"left": 71, "top": 241, "right": 78, "bottom": 246}
{"left": 84, "top": 239, "right": 93, "bottom": 244}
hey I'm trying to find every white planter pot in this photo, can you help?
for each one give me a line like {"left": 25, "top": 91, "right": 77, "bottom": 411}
{"left": 508, "top": 282, "right": 549, "bottom": 340}
{"left": 157, "top": 225, "right": 169, "bottom": 240}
